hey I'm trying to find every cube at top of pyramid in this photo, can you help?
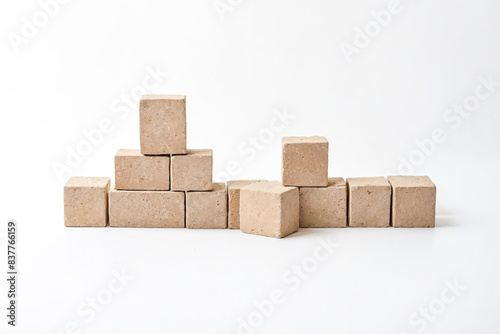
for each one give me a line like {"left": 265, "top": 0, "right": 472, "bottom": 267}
{"left": 139, "top": 94, "right": 187, "bottom": 155}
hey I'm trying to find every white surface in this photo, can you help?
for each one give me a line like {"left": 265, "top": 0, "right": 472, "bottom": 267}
{"left": 1, "top": 0, "right": 499, "bottom": 333}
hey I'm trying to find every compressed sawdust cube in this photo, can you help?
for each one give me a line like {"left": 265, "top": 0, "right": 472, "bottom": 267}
{"left": 171, "top": 149, "right": 213, "bottom": 191}
{"left": 115, "top": 149, "right": 170, "bottom": 191}
{"left": 227, "top": 180, "right": 263, "bottom": 229}
{"left": 388, "top": 176, "right": 436, "bottom": 228}
{"left": 282, "top": 136, "right": 329, "bottom": 187}
{"left": 186, "top": 183, "right": 227, "bottom": 229}
{"left": 299, "top": 177, "right": 346, "bottom": 228}
{"left": 64, "top": 177, "right": 110, "bottom": 227}
{"left": 240, "top": 181, "right": 299, "bottom": 238}
{"left": 347, "top": 177, "right": 391, "bottom": 227}
{"left": 140, "top": 94, "right": 187, "bottom": 155}
{"left": 109, "top": 188, "right": 184, "bottom": 228}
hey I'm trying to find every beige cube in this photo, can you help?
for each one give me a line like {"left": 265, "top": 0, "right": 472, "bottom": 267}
{"left": 388, "top": 176, "right": 436, "bottom": 228}
{"left": 240, "top": 181, "right": 299, "bottom": 238}
{"left": 186, "top": 183, "right": 227, "bottom": 229}
{"left": 227, "top": 180, "right": 264, "bottom": 229}
{"left": 140, "top": 94, "right": 187, "bottom": 155}
{"left": 347, "top": 177, "right": 391, "bottom": 227}
{"left": 115, "top": 149, "right": 170, "bottom": 191}
{"left": 109, "top": 188, "right": 184, "bottom": 228}
{"left": 171, "top": 149, "right": 213, "bottom": 191}
{"left": 282, "top": 136, "right": 329, "bottom": 187}
{"left": 64, "top": 177, "right": 110, "bottom": 227}
{"left": 299, "top": 177, "right": 347, "bottom": 228}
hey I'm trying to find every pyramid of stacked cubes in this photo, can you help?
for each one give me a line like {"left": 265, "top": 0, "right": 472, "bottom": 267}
{"left": 64, "top": 95, "right": 437, "bottom": 238}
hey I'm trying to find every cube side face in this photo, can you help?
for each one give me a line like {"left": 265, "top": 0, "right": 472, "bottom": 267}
{"left": 282, "top": 141, "right": 328, "bottom": 186}
{"left": 186, "top": 184, "right": 227, "bottom": 229}
{"left": 139, "top": 97, "right": 187, "bottom": 155}
{"left": 240, "top": 190, "right": 281, "bottom": 238}
{"left": 109, "top": 190, "right": 185, "bottom": 228}
{"left": 348, "top": 184, "right": 391, "bottom": 227}
{"left": 227, "top": 180, "right": 263, "bottom": 229}
{"left": 115, "top": 154, "right": 170, "bottom": 191}
{"left": 171, "top": 154, "right": 213, "bottom": 191}
{"left": 64, "top": 182, "right": 109, "bottom": 227}
{"left": 392, "top": 186, "right": 436, "bottom": 227}
{"left": 299, "top": 185, "right": 347, "bottom": 228}
{"left": 280, "top": 188, "right": 300, "bottom": 238}
{"left": 227, "top": 187, "right": 241, "bottom": 229}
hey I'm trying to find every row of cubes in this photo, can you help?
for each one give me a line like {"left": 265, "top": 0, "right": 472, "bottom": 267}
{"left": 64, "top": 175, "right": 436, "bottom": 238}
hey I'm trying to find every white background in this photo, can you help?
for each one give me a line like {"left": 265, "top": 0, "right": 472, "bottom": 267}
{"left": 1, "top": 0, "right": 500, "bottom": 333}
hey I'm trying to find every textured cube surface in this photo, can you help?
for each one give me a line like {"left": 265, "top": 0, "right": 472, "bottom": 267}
{"left": 115, "top": 149, "right": 170, "bottom": 191}
{"left": 186, "top": 183, "right": 227, "bottom": 229}
{"left": 109, "top": 188, "right": 184, "bottom": 228}
{"left": 282, "top": 136, "right": 329, "bottom": 187}
{"left": 171, "top": 149, "right": 213, "bottom": 191}
{"left": 240, "top": 181, "right": 299, "bottom": 238}
{"left": 299, "top": 177, "right": 347, "bottom": 228}
{"left": 140, "top": 94, "right": 187, "bottom": 155}
{"left": 64, "top": 177, "right": 110, "bottom": 227}
{"left": 388, "top": 176, "right": 436, "bottom": 227}
{"left": 347, "top": 177, "right": 391, "bottom": 227}
{"left": 227, "top": 180, "right": 263, "bottom": 229}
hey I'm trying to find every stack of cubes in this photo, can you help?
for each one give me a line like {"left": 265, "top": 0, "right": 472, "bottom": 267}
{"left": 64, "top": 94, "right": 437, "bottom": 237}
{"left": 65, "top": 95, "right": 227, "bottom": 229}
{"left": 236, "top": 136, "right": 436, "bottom": 238}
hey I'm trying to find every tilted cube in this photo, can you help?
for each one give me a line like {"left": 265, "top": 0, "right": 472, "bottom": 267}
{"left": 109, "top": 188, "right": 184, "bottom": 228}
{"left": 171, "top": 149, "right": 213, "bottom": 191}
{"left": 64, "top": 177, "right": 110, "bottom": 227}
{"left": 115, "top": 149, "right": 170, "bottom": 191}
{"left": 282, "top": 136, "right": 329, "bottom": 187}
{"left": 140, "top": 94, "right": 187, "bottom": 155}
{"left": 240, "top": 181, "right": 299, "bottom": 238}
{"left": 347, "top": 177, "right": 391, "bottom": 227}
{"left": 388, "top": 176, "right": 436, "bottom": 228}
{"left": 299, "top": 177, "right": 347, "bottom": 228}
{"left": 186, "top": 183, "right": 227, "bottom": 229}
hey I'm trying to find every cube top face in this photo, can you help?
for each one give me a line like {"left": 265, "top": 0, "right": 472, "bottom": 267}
{"left": 115, "top": 149, "right": 170, "bottom": 191}
{"left": 186, "top": 182, "right": 227, "bottom": 229}
{"left": 65, "top": 176, "right": 110, "bottom": 188}
{"left": 227, "top": 180, "right": 263, "bottom": 189}
{"left": 183, "top": 149, "right": 212, "bottom": 157}
{"left": 140, "top": 94, "right": 187, "bottom": 155}
{"left": 109, "top": 188, "right": 185, "bottom": 228}
{"left": 346, "top": 176, "right": 388, "bottom": 188}
{"left": 282, "top": 136, "right": 329, "bottom": 187}
{"left": 141, "top": 94, "right": 185, "bottom": 101}
{"left": 64, "top": 177, "right": 110, "bottom": 227}
{"left": 171, "top": 149, "right": 213, "bottom": 191}
{"left": 115, "top": 148, "right": 142, "bottom": 157}
{"left": 240, "top": 181, "right": 299, "bottom": 238}
{"left": 243, "top": 180, "right": 296, "bottom": 195}
{"left": 387, "top": 175, "right": 435, "bottom": 189}
{"left": 189, "top": 182, "right": 225, "bottom": 195}
{"left": 347, "top": 177, "right": 391, "bottom": 227}
{"left": 388, "top": 176, "right": 436, "bottom": 228}
{"left": 282, "top": 136, "right": 328, "bottom": 145}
